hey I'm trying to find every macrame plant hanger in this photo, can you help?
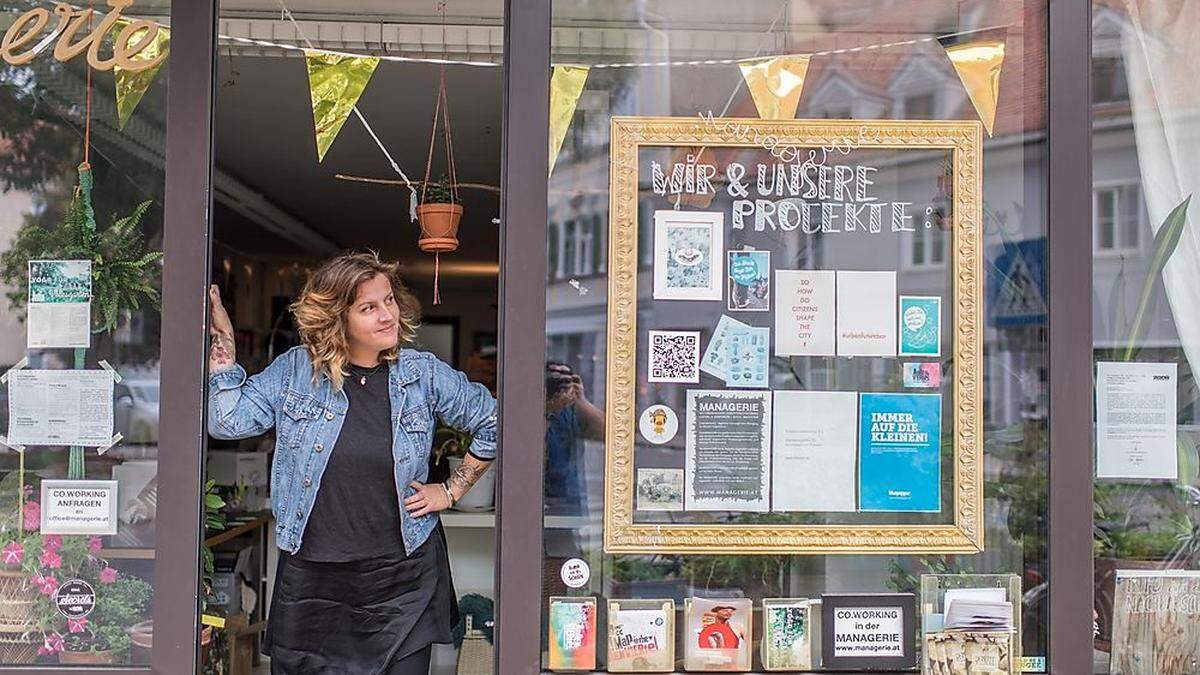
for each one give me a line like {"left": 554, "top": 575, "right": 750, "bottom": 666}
{"left": 67, "top": 4, "right": 99, "bottom": 482}
{"left": 417, "top": 0, "right": 462, "bottom": 306}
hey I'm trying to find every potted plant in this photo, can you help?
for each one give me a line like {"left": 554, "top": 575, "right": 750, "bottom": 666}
{"left": 433, "top": 423, "right": 494, "bottom": 511}
{"left": 416, "top": 176, "right": 462, "bottom": 253}
{"left": 0, "top": 477, "right": 44, "bottom": 663}
{"left": 26, "top": 534, "right": 152, "bottom": 664}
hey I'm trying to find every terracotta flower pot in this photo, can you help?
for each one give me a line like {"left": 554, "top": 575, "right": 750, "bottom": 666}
{"left": 417, "top": 203, "right": 462, "bottom": 253}
{"left": 59, "top": 648, "right": 121, "bottom": 664}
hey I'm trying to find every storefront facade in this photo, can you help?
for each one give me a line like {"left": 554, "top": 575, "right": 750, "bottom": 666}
{"left": 1, "top": 0, "right": 1196, "bottom": 672}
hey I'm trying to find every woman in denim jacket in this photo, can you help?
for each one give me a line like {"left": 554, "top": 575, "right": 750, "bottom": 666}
{"left": 208, "top": 252, "right": 496, "bottom": 674}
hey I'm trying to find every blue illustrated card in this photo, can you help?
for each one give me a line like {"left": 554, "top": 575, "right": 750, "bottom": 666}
{"left": 858, "top": 393, "right": 942, "bottom": 512}
{"left": 898, "top": 296, "right": 942, "bottom": 357}
{"left": 728, "top": 250, "right": 770, "bottom": 312}
{"left": 725, "top": 325, "right": 769, "bottom": 388}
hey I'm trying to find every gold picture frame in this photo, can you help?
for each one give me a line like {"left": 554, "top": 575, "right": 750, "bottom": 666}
{"left": 604, "top": 116, "right": 984, "bottom": 555}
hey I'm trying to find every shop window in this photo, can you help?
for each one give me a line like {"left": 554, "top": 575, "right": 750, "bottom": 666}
{"left": 1091, "top": 2, "right": 1200, "bottom": 672}
{"left": 0, "top": 0, "right": 175, "bottom": 666}
{"left": 545, "top": 2, "right": 1049, "bottom": 672}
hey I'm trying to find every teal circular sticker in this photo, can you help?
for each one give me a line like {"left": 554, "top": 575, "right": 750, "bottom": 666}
{"left": 729, "top": 256, "right": 759, "bottom": 286}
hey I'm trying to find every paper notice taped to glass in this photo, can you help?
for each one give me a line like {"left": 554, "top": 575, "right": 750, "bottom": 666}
{"left": 7, "top": 370, "right": 114, "bottom": 447}
{"left": 1096, "top": 361, "right": 1178, "bottom": 480}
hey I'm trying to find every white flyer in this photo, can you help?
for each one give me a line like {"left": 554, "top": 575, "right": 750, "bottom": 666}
{"left": 40, "top": 480, "right": 119, "bottom": 535}
{"left": 835, "top": 271, "right": 897, "bottom": 356}
{"left": 1096, "top": 361, "right": 1178, "bottom": 480}
{"left": 775, "top": 270, "right": 836, "bottom": 356}
{"left": 7, "top": 370, "right": 114, "bottom": 447}
{"left": 771, "top": 390, "right": 858, "bottom": 511}
{"left": 27, "top": 260, "right": 91, "bottom": 349}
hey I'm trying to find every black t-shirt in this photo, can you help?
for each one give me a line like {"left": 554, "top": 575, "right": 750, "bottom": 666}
{"left": 297, "top": 363, "right": 406, "bottom": 562}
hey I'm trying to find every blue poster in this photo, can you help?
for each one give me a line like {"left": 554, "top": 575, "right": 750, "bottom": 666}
{"left": 858, "top": 393, "right": 942, "bottom": 512}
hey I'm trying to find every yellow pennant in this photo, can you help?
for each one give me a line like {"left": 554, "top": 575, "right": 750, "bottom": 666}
{"left": 305, "top": 49, "right": 380, "bottom": 162}
{"left": 738, "top": 55, "right": 811, "bottom": 120}
{"left": 548, "top": 65, "right": 589, "bottom": 176}
{"left": 941, "top": 39, "right": 1006, "bottom": 137}
{"left": 112, "top": 20, "right": 170, "bottom": 130}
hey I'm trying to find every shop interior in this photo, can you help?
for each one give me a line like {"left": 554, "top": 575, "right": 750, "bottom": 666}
{"left": 204, "top": 26, "right": 502, "bottom": 674}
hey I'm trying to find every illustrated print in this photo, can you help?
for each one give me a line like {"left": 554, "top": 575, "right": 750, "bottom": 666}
{"left": 636, "top": 468, "right": 684, "bottom": 511}
{"left": 653, "top": 211, "right": 724, "bottom": 300}
{"left": 898, "top": 296, "right": 942, "bottom": 356}
{"left": 727, "top": 250, "right": 770, "bottom": 311}
{"left": 639, "top": 405, "right": 680, "bottom": 444}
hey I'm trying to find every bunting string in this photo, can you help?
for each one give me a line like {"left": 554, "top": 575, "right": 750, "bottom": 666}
{"left": 214, "top": 23, "right": 1009, "bottom": 70}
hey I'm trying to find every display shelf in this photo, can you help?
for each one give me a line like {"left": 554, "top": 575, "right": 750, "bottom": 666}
{"left": 99, "top": 547, "right": 156, "bottom": 560}
{"left": 439, "top": 511, "right": 591, "bottom": 530}
{"left": 205, "top": 513, "right": 272, "bottom": 548}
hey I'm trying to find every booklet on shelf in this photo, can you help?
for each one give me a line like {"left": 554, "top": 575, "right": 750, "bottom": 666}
{"left": 607, "top": 599, "right": 675, "bottom": 672}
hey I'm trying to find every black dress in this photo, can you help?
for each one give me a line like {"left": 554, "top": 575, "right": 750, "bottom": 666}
{"left": 264, "top": 364, "right": 459, "bottom": 674}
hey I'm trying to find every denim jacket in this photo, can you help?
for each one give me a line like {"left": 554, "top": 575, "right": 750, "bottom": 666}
{"left": 207, "top": 346, "right": 497, "bottom": 555}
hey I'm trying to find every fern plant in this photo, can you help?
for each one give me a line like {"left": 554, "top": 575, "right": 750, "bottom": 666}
{"left": 0, "top": 164, "right": 162, "bottom": 334}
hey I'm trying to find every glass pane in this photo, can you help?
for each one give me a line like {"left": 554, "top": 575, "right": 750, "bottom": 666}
{"left": 1092, "top": 1, "right": 1200, "bottom": 672}
{"left": 0, "top": 0, "right": 171, "bottom": 665}
{"left": 545, "top": 2, "right": 1049, "bottom": 672}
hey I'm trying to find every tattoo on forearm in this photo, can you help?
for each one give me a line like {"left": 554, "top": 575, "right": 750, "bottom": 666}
{"left": 210, "top": 332, "right": 235, "bottom": 367}
{"left": 447, "top": 462, "right": 487, "bottom": 496}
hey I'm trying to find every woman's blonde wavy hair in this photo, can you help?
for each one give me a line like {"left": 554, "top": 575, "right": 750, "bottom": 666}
{"left": 290, "top": 252, "right": 421, "bottom": 389}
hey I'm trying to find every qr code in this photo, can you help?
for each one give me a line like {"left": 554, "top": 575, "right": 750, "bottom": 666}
{"left": 648, "top": 330, "right": 700, "bottom": 383}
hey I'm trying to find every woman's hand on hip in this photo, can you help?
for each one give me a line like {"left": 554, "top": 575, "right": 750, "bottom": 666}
{"left": 404, "top": 481, "right": 452, "bottom": 517}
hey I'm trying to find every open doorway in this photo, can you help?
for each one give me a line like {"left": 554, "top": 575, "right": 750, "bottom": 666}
{"left": 205, "top": 4, "right": 502, "bottom": 673}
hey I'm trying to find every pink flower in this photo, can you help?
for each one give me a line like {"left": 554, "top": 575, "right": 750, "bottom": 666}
{"left": 41, "top": 632, "right": 64, "bottom": 654}
{"left": 42, "top": 535, "right": 62, "bottom": 551}
{"left": 39, "top": 549, "right": 61, "bottom": 570}
{"left": 1, "top": 542, "right": 22, "bottom": 566}
{"left": 87, "top": 536, "right": 103, "bottom": 556}
{"left": 66, "top": 617, "right": 88, "bottom": 633}
{"left": 98, "top": 566, "right": 118, "bottom": 584}
{"left": 35, "top": 574, "right": 57, "bottom": 596}
{"left": 22, "top": 501, "right": 40, "bottom": 532}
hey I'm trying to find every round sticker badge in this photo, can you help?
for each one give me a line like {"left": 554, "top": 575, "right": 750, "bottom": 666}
{"left": 560, "top": 558, "right": 590, "bottom": 589}
{"left": 53, "top": 579, "right": 96, "bottom": 619}
{"left": 904, "top": 305, "right": 928, "bottom": 332}
{"left": 638, "top": 405, "right": 679, "bottom": 445}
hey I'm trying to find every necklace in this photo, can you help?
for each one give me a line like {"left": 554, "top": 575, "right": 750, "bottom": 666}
{"left": 350, "top": 363, "right": 385, "bottom": 385}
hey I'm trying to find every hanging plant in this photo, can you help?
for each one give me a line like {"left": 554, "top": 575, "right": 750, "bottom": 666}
{"left": 0, "top": 164, "right": 163, "bottom": 334}
{"left": 417, "top": 174, "right": 462, "bottom": 256}
{"left": 417, "top": 28, "right": 462, "bottom": 306}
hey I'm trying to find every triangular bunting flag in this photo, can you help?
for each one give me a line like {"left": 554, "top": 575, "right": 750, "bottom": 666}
{"left": 548, "top": 65, "right": 589, "bottom": 176}
{"left": 940, "top": 38, "right": 1006, "bottom": 137}
{"left": 112, "top": 20, "right": 170, "bottom": 130}
{"left": 305, "top": 49, "right": 380, "bottom": 162}
{"left": 738, "top": 55, "right": 811, "bottom": 120}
